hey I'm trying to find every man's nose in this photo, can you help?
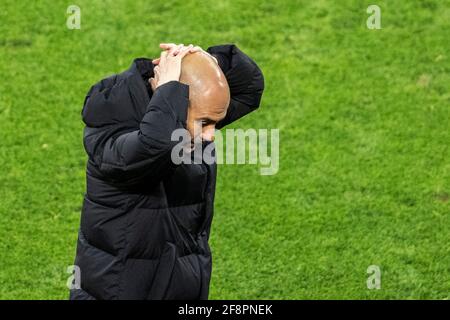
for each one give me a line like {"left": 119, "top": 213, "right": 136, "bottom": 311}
{"left": 202, "top": 126, "right": 216, "bottom": 142}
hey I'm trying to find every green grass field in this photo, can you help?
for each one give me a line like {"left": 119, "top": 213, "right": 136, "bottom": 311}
{"left": 0, "top": 0, "right": 449, "bottom": 299}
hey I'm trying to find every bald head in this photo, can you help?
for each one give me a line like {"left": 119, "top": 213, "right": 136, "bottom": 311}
{"left": 180, "top": 52, "right": 230, "bottom": 117}
{"left": 179, "top": 51, "right": 230, "bottom": 141}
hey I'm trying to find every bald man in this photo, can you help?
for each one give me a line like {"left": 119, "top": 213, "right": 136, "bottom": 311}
{"left": 70, "top": 43, "right": 264, "bottom": 300}
{"left": 180, "top": 51, "right": 231, "bottom": 143}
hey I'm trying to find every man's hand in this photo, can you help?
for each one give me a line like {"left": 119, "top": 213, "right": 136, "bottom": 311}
{"left": 152, "top": 43, "right": 218, "bottom": 66}
{"left": 149, "top": 44, "right": 194, "bottom": 91}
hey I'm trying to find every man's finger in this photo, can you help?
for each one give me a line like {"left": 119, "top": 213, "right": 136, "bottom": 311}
{"left": 171, "top": 44, "right": 184, "bottom": 56}
{"left": 189, "top": 45, "right": 202, "bottom": 53}
{"left": 159, "top": 50, "right": 168, "bottom": 64}
{"left": 177, "top": 44, "right": 194, "bottom": 59}
{"left": 152, "top": 58, "right": 160, "bottom": 65}
{"left": 159, "top": 43, "right": 176, "bottom": 50}
{"left": 149, "top": 77, "right": 157, "bottom": 91}
{"left": 153, "top": 66, "right": 160, "bottom": 81}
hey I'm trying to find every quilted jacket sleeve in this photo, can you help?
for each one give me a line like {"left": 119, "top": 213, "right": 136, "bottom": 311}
{"left": 82, "top": 77, "right": 189, "bottom": 186}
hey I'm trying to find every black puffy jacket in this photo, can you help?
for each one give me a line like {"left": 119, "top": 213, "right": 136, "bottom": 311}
{"left": 69, "top": 44, "right": 264, "bottom": 300}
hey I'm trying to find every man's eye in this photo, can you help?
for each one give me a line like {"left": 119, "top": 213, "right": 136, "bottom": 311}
{"left": 199, "top": 119, "right": 216, "bottom": 126}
